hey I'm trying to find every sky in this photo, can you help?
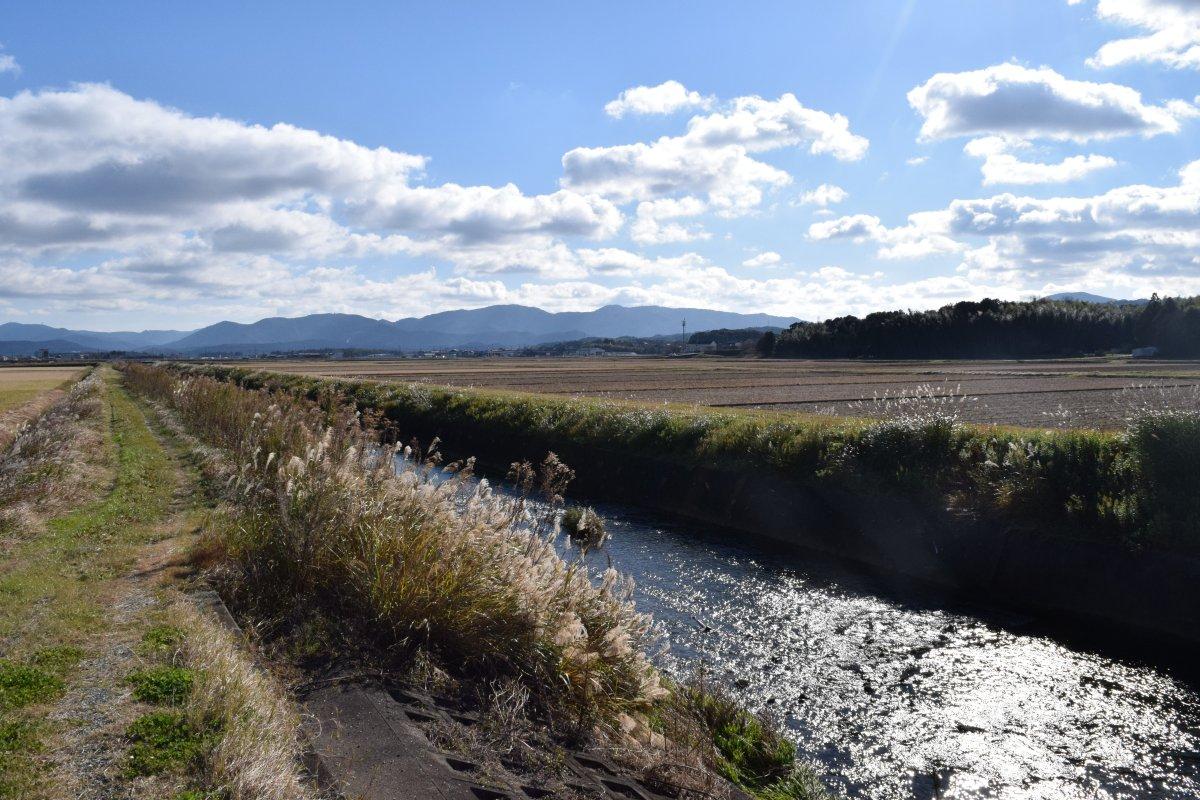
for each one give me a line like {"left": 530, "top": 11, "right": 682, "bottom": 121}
{"left": 2, "top": 0, "right": 1199, "bottom": 331}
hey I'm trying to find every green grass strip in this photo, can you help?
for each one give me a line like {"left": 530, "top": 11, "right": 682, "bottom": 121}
{"left": 0, "top": 368, "right": 177, "bottom": 798}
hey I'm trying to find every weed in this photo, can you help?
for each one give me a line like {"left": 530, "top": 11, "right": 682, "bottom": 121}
{"left": 755, "top": 768, "right": 839, "bottom": 800}
{"left": 174, "top": 790, "right": 226, "bottom": 800}
{"left": 0, "top": 719, "right": 41, "bottom": 800}
{"left": 123, "top": 711, "right": 212, "bottom": 777}
{"left": 31, "top": 645, "right": 84, "bottom": 675}
{"left": 141, "top": 624, "right": 186, "bottom": 657}
{"left": 129, "top": 666, "right": 194, "bottom": 705}
{"left": 676, "top": 679, "right": 795, "bottom": 790}
{"left": 122, "top": 364, "right": 665, "bottom": 729}
{"left": 0, "top": 720, "right": 38, "bottom": 754}
{"left": 172, "top": 362, "right": 1200, "bottom": 553}
{"left": 0, "top": 663, "right": 64, "bottom": 710}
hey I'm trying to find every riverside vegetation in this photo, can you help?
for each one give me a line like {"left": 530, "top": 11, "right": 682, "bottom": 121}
{"left": 177, "top": 363, "right": 1200, "bottom": 555}
{"left": 120, "top": 362, "right": 835, "bottom": 799}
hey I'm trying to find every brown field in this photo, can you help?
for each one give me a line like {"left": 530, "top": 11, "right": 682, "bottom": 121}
{"left": 0, "top": 365, "right": 85, "bottom": 447}
{"left": 237, "top": 356, "right": 1200, "bottom": 429}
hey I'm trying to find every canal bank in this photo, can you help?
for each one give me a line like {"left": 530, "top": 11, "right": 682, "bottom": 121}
{"left": 178, "top": 365, "right": 1200, "bottom": 648}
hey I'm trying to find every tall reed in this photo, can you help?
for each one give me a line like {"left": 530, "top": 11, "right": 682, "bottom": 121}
{"left": 121, "top": 363, "right": 664, "bottom": 729}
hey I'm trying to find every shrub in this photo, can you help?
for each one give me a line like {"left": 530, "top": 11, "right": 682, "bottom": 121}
{"left": 1128, "top": 411, "right": 1200, "bottom": 548}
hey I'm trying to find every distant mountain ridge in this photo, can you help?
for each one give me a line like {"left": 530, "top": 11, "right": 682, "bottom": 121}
{"left": 0, "top": 305, "right": 798, "bottom": 355}
{"left": 1044, "top": 292, "right": 1149, "bottom": 306}
{"left": 0, "top": 322, "right": 190, "bottom": 352}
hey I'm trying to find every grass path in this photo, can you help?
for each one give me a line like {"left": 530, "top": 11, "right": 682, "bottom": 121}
{"left": 0, "top": 367, "right": 210, "bottom": 798}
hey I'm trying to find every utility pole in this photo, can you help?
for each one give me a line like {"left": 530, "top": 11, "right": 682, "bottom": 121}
{"left": 681, "top": 318, "right": 687, "bottom": 343}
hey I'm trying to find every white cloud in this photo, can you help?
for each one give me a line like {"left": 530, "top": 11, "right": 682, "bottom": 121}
{"left": 1082, "top": 0, "right": 1200, "bottom": 70}
{"left": 682, "top": 94, "right": 869, "bottom": 160}
{"left": 604, "top": 80, "right": 713, "bottom": 118}
{"left": 564, "top": 92, "right": 866, "bottom": 217}
{"left": 0, "top": 52, "right": 18, "bottom": 76}
{"left": 742, "top": 251, "right": 782, "bottom": 267}
{"left": 908, "top": 63, "right": 1189, "bottom": 185}
{"left": 906, "top": 156, "right": 929, "bottom": 166}
{"left": 0, "top": 84, "right": 627, "bottom": 280}
{"left": 963, "top": 136, "right": 1117, "bottom": 185}
{"left": 796, "top": 184, "right": 848, "bottom": 206}
{"left": 811, "top": 159, "right": 1200, "bottom": 288}
{"left": 909, "top": 63, "right": 1188, "bottom": 142}
{"left": 562, "top": 136, "right": 791, "bottom": 214}
{"left": 629, "top": 197, "right": 711, "bottom": 244}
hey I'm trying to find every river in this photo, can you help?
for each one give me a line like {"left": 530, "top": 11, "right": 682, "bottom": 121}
{"left": 420, "top": 459, "right": 1200, "bottom": 799}
{"left": 569, "top": 498, "right": 1199, "bottom": 800}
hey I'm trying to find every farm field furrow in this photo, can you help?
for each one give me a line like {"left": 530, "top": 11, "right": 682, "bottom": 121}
{"left": 234, "top": 357, "right": 1200, "bottom": 429}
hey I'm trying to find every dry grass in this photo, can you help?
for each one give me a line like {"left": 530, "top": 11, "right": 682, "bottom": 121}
{"left": 0, "top": 369, "right": 107, "bottom": 537}
{"left": 169, "top": 601, "right": 314, "bottom": 800}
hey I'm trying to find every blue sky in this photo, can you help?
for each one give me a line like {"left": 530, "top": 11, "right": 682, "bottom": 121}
{"left": 2, "top": 0, "right": 1199, "bottom": 329}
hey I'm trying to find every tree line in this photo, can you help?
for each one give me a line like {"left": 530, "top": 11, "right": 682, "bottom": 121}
{"left": 759, "top": 296, "right": 1200, "bottom": 359}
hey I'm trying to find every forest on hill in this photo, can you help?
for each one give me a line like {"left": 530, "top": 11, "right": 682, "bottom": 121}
{"left": 761, "top": 296, "right": 1200, "bottom": 359}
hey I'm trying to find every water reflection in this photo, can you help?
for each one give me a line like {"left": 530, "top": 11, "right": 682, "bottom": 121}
{"left": 412, "top": 459, "right": 1200, "bottom": 799}
{"left": 586, "top": 506, "right": 1200, "bottom": 800}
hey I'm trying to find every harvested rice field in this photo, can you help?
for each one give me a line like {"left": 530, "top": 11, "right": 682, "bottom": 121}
{"left": 0, "top": 366, "right": 83, "bottom": 413}
{"left": 238, "top": 357, "right": 1200, "bottom": 429}
{"left": 0, "top": 365, "right": 86, "bottom": 448}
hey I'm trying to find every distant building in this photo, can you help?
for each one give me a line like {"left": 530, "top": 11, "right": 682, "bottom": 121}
{"left": 1132, "top": 346, "right": 1159, "bottom": 358}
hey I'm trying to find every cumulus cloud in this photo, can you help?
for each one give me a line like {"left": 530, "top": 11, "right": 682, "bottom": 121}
{"left": 906, "top": 156, "right": 929, "bottom": 166}
{"left": 909, "top": 63, "right": 1189, "bottom": 142}
{"left": 963, "top": 136, "right": 1117, "bottom": 185}
{"left": 604, "top": 80, "right": 713, "bottom": 118}
{"left": 0, "top": 83, "right": 622, "bottom": 265}
{"left": 811, "top": 159, "right": 1200, "bottom": 290}
{"left": 629, "top": 196, "right": 711, "bottom": 244}
{"left": 742, "top": 251, "right": 782, "bottom": 267}
{"left": 908, "top": 63, "right": 1190, "bottom": 184}
{"left": 796, "top": 184, "right": 848, "bottom": 206}
{"left": 1079, "top": 0, "right": 1200, "bottom": 70}
{"left": 682, "top": 94, "right": 869, "bottom": 160}
{"left": 809, "top": 211, "right": 963, "bottom": 260}
{"left": 563, "top": 92, "right": 867, "bottom": 216}
{"left": 0, "top": 51, "right": 17, "bottom": 76}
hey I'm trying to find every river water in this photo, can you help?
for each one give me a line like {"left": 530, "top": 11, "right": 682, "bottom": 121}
{"left": 569, "top": 500, "right": 1200, "bottom": 800}
{"left": 417, "top": 458, "right": 1200, "bottom": 799}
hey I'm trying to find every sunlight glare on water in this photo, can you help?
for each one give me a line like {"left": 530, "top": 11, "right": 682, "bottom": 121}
{"left": 586, "top": 507, "right": 1200, "bottom": 800}
{"left": 413, "top": 457, "right": 1200, "bottom": 799}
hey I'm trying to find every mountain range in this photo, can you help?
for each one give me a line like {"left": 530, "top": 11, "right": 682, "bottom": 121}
{"left": 0, "top": 305, "right": 798, "bottom": 356}
{"left": 1043, "top": 292, "right": 1149, "bottom": 305}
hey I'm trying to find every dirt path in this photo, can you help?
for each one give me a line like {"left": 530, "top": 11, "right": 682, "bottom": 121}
{"left": 0, "top": 368, "right": 212, "bottom": 799}
{"left": 47, "top": 385, "right": 206, "bottom": 800}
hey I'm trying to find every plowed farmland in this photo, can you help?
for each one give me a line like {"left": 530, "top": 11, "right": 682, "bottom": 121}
{"left": 238, "top": 357, "right": 1200, "bottom": 429}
